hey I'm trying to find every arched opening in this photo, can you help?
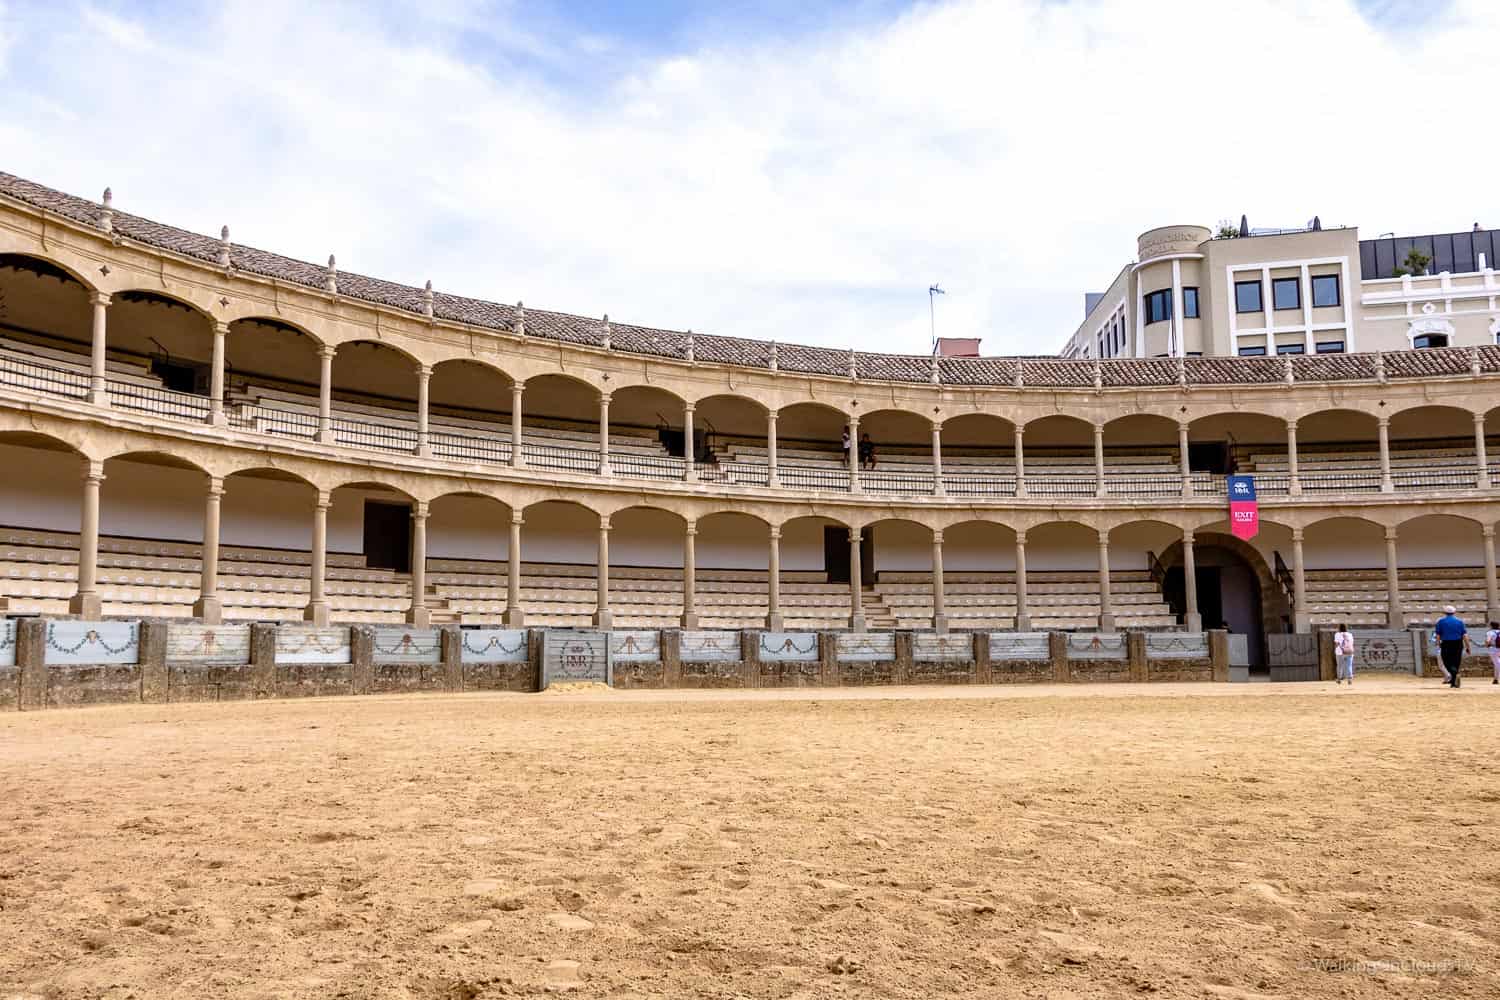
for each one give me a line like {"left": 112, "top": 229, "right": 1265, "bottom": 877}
{"left": 1022, "top": 416, "right": 1094, "bottom": 498}
{"left": 776, "top": 402, "right": 850, "bottom": 492}
{"left": 694, "top": 394, "right": 770, "bottom": 487}
{"left": 519, "top": 374, "right": 604, "bottom": 475}
{"left": 0, "top": 431, "right": 87, "bottom": 615}
{"left": 858, "top": 409, "right": 934, "bottom": 493}
{"left": 865, "top": 516, "right": 932, "bottom": 630}
{"left": 1188, "top": 410, "right": 1286, "bottom": 482}
{"left": 1388, "top": 405, "right": 1482, "bottom": 490}
{"left": 424, "top": 492, "right": 513, "bottom": 625}
{"left": 939, "top": 414, "right": 1017, "bottom": 496}
{"left": 1108, "top": 519, "right": 1186, "bottom": 629}
{"left": 1302, "top": 515, "right": 1387, "bottom": 630}
{"left": 0, "top": 254, "right": 94, "bottom": 380}
{"left": 225, "top": 318, "right": 324, "bottom": 439}
{"left": 427, "top": 360, "right": 513, "bottom": 463}
{"left": 779, "top": 514, "right": 853, "bottom": 629}
{"left": 520, "top": 500, "right": 602, "bottom": 628}
{"left": 107, "top": 290, "right": 216, "bottom": 399}
{"left": 1160, "top": 527, "right": 1283, "bottom": 670}
{"left": 1101, "top": 414, "right": 1182, "bottom": 497}
{"left": 1395, "top": 513, "right": 1488, "bottom": 627}
{"left": 1294, "top": 409, "right": 1380, "bottom": 492}
{"left": 330, "top": 340, "right": 420, "bottom": 415}
{"left": 608, "top": 385, "right": 688, "bottom": 480}
{"left": 610, "top": 505, "right": 688, "bottom": 627}
{"left": 216, "top": 467, "right": 320, "bottom": 623}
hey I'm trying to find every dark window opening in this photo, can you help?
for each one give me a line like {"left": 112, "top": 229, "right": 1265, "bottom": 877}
{"left": 1275, "top": 343, "right": 1305, "bottom": 355}
{"left": 1183, "top": 287, "right": 1200, "bottom": 318}
{"left": 1235, "top": 280, "right": 1263, "bottom": 314}
{"left": 1315, "top": 341, "right": 1345, "bottom": 354}
{"left": 1310, "top": 274, "right": 1340, "bottom": 308}
{"left": 1272, "top": 276, "right": 1300, "bottom": 311}
{"left": 1238, "top": 345, "right": 1267, "bottom": 356}
{"left": 1413, "top": 333, "right": 1449, "bottom": 349}
{"left": 1144, "top": 289, "right": 1173, "bottom": 325}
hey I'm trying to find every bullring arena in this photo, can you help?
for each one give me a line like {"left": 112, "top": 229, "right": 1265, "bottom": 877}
{"left": 2, "top": 173, "right": 1499, "bottom": 997}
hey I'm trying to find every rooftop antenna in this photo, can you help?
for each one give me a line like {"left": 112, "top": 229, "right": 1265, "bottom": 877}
{"left": 928, "top": 283, "right": 945, "bottom": 352}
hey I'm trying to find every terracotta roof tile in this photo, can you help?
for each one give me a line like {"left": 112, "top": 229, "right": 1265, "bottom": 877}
{"left": 1, "top": 170, "right": 1490, "bottom": 391}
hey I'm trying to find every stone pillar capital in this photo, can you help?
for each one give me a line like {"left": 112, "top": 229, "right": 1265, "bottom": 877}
{"left": 1384, "top": 525, "right": 1398, "bottom": 542}
{"left": 1377, "top": 415, "right": 1390, "bottom": 429}
{"left": 90, "top": 290, "right": 111, "bottom": 308}
{"left": 314, "top": 490, "right": 332, "bottom": 510}
{"left": 768, "top": 525, "right": 781, "bottom": 541}
{"left": 1015, "top": 529, "right": 1027, "bottom": 545}
{"left": 83, "top": 460, "right": 106, "bottom": 484}
{"left": 932, "top": 529, "right": 944, "bottom": 545}
{"left": 1285, "top": 418, "right": 1298, "bottom": 432}
{"left": 1182, "top": 528, "right": 1195, "bottom": 545}
{"left": 206, "top": 476, "right": 225, "bottom": 498}
{"left": 318, "top": 344, "right": 338, "bottom": 361}
{"left": 1291, "top": 527, "right": 1304, "bottom": 543}
{"left": 511, "top": 379, "right": 525, "bottom": 394}
{"left": 511, "top": 510, "right": 525, "bottom": 526}
{"left": 412, "top": 500, "right": 430, "bottom": 520}
{"left": 685, "top": 520, "right": 697, "bottom": 536}
{"left": 683, "top": 401, "right": 696, "bottom": 415}
{"left": 848, "top": 528, "right": 861, "bottom": 544}
{"left": 416, "top": 363, "right": 433, "bottom": 379}
{"left": 213, "top": 320, "right": 231, "bottom": 336}
{"left": 1485, "top": 525, "right": 1496, "bottom": 540}
{"left": 1475, "top": 410, "right": 1487, "bottom": 426}
{"left": 598, "top": 392, "right": 612, "bottom": 406}
{"left": 598, "top": 515, "right": 611, "bottom": 532}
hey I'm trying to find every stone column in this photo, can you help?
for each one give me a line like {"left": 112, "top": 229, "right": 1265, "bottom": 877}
{"left": 766, "top": 525, "right": 783, "bottom": 630}
{"left": 209, "top": 321, "right": 228, "bottom": 425}
{"left": 683, "top": 402, "right": 697, "bottom": 482}
{"left": 1013, "top": 425, "right": 1027, "bottom": 497}
{"left": 594, "top": 516, "right": 612, "bottom": 628}
{"left": 1182, "top": 528, "right": 1201, "bottom": 631}
{"left": 848, "top": 527, "right": 865, "bottom": 632}
{"left": 510, "top": 381, "right": 526, "bottom": 468}
{"left": 1384, "top": 525, "right": 1403, "bottom": 628}
{"left": 1014, "top": 530, "right": 1030, "bottom": 630}
{"left": 1291, "top": 527, "right": 1309, "bottom": 633}
{"left": 69, "top": 459, "right": 105, "bottom": 619}
{"left": 1377, "top": 416, "right": 1393, "bottom": 493}
{"left": 931, "top": 529, "right": 947, "bottom": 633}
{"left": 407, "top": 500, "right": 429, "bottom": 627}
{"left": 1474, "top": 412, "right": 1490, "bottom": 489}
{"left": 766, "top": 409, "right": 780, "bottom": 488}
{"left": 1286, "top": 419, "right": 1302, "bottom": 496}
{"left": 931, "top": 419, "right": 945, "bottom": 497}
{"left": 1483, "top": 525, "right": 1499, "bottom": 623}
{"left": 89, "top": 291, "right": 110, "bottom": 406}
{"left": 1096, "top": 528, "right": 1115, "bottom": 631}
{"left": 681, "top": 519, "right": 699, "bottom": 628}
{"left": 304, "top": 489, "right": 331, "bottom": 626}
{"left": 848, "top": 415, "right": 862, "bottom": 494}
{"left": 505, "top": 510, "right": 525, "bottom": 626}
{"left": 1093, "top": 423, "right": 1107, "bottom": 498}
{"left": 192, "top": 476, "right": 224, "bottom": 624}
{"left": 1178, "top": 421, "right": 1192, "bottom": 498}
{"left": 598, "top": 392, "right": 613, "bottom": 476}
{"left": 316, "top": 345, "right": 336, "bottom": 444}
{"left": 415, "top": 364, "right": 432, "bottom": 457}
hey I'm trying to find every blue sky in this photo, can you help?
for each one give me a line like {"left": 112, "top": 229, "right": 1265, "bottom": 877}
{"left": 0, "top": 0, "right": 1489, "bottom": 355}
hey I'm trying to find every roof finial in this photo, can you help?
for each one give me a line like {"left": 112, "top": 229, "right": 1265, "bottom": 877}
{"left": 324, "top": 254, "right": 338, "bottom": 294}
{"left": 515, "top": 301, "right": 526, "bottom": 337}
{"left": 847, "top": 348, "right": 857, "bottom": 379}
{"left": 601, "top": 314, "right": 611, "bottom": 351}
{"left": 685, "top": 329, "right": 695, "bottom": 364}
{"left": 99, "top": 187, "right": 113, "bottom": 233}
{"left": 1283, "top": 354, "right": 1295, "bottom": 385}
{"left": 1374, "top": 351, "right": 1386, "bottom": 383}
{"left": 768, "top": 341, "right": 779, "bottom": 372}
{"left": 1092, "top": 357, "right": 1103, "bottom": 390}
{"left": 423, "top": 279, "right": 434, "bottom": 319}
{"left": 1177, "top": 354, "right": 1187, "bottom": 387}
{"left": 1012, "top": 361, "right": 1023, "bottom": 389}
{"left": 1471, "top": 346, "right": 1482, "bottom": 376}
{"left": 218, "top": 225, "right": 232, "bottom": 268}
{"left": 930, "top": 353, "right": 940, "bottom": 384}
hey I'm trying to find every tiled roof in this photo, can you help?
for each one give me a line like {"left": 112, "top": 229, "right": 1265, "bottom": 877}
{"left": 0, "top": 170, "right": 1493, "bottom": 390}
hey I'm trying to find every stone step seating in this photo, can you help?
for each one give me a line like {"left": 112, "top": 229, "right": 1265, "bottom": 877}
{"left": 0, "top": 336, "right": 164, "bottom": 387}
{"left": 1300, "top": 566, "right": 1495, "bottom": 627}
{"left": 232, "top": 384, "right": 672, "bottom": 459}
{"left": 876, "top": 570, "right": 1175, "bottom": 630}
{"left": 1246, "top": 444, "right": 1490, "bottom": 473}
{"left": 719, "top": 440, "right": 1177, "bottom": 473}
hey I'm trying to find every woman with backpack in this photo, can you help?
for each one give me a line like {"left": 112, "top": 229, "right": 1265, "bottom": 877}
{"left": 1333, "top": 623, "right": 1355, "bottom": 685}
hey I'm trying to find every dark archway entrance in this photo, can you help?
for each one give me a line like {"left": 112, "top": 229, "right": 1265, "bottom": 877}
{"left": 1161, "top": 533, "right": 1271, "bottom": 671}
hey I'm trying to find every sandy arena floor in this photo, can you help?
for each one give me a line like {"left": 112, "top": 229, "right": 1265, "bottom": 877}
{"left": 2, "top": 676, "right": 1497, "bottom": 999}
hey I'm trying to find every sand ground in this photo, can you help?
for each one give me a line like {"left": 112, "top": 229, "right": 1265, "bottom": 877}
{"left": 2, "top": 676, "right": 1497, "bottom": 999}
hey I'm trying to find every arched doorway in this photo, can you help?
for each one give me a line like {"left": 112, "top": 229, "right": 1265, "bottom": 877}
{"left": 1159, "top": 531, "right": 1278, "bottom": 671}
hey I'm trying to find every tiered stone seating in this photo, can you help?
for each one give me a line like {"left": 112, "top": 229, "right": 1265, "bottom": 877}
{"left": 1243, "top": 442, "right": 1495, "bottom": 491}
{"left": 875, "top": 570, "right": 1177, "bottom": 630}
{"left": 1302, "top": 567, "right": 1495, "bottom": 628}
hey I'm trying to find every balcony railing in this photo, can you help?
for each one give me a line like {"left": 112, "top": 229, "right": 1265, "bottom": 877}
{"left": 4, "top": 359, "right": 1497, "bottom": 503}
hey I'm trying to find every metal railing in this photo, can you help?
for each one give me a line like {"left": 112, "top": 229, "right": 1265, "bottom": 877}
{"left": 0, "top": 354, "right": 91, "bottom": 399}
{"left": 943, "top": 473, "right": 1018, "bottom": 497}
{"left": 521, "top": 440, "right": 603, "bottom": 475}
{"left": 777, "top": 464, "right": 853, "bottom": 493}
{"left": 696, "top": 461, "right": 770, "bottom": 488}
{"left": 106, "top": 379, "right": 211, "bottom": 421}
{"left": 859, "top": 469, "right": 936, "bottom": 494}
{"left": 612, "top": 451, "right": 688, "bottom": 481}
{"left": 430, "top": 430, "right": 510, "bottom": 465}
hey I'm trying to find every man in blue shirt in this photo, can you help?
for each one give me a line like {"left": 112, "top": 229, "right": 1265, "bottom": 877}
{"left": 1432, "top": 606, "right": 1470, "bottom": 688}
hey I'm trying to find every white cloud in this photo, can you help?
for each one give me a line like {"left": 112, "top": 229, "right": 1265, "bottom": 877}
{"left": 1, "top": 0, "right": 1497, "bottom": 355}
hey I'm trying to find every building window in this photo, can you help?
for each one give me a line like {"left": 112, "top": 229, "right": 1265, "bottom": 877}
{"left": 1237, "top": 345, "right": 1267, "bottom": 356}
{"left": 1315, "top": 340, "right": 1345, "bottom": 354}
{"left": 1310, "top": 274, "right": 1340, "bottom": 308}
{"left": 1272, "top": 277, "right": 1300, "bottom": 311}
{"left": 1183, "top": 287, "right": 1199, "bottom": 318}
{"left": 1413, "top": 333, "right": 1449, "bottom": 349}
{"left": 1144, "top": 289, "right": 1172, "bottom": 325}
{"left": 1186, "top": 351, "right": 1203, "bottom": 357}
{"left": 1235, "top": 280, "right": 1263, "bottom": 313}
{"left": 1275, "top": 343, "right": 1305, "bottom": 355}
